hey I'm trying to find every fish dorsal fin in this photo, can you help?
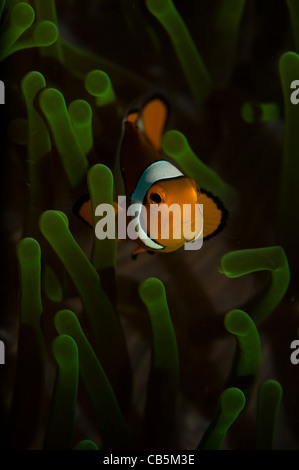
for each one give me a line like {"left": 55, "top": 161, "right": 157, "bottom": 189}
{"left": 198, "top": 189, "right": 228, "bottom": 239}
{"left": 140, "top": 97, "right": 168, "bottom": 151}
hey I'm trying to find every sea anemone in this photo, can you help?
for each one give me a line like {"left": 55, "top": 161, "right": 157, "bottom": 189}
{"left": 0, "top": 0, "right": 298, "bottom": 451}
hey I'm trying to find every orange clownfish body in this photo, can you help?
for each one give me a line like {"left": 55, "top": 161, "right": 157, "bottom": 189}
{"left": 74, "top": 96, "right": 227, "bottom": 258}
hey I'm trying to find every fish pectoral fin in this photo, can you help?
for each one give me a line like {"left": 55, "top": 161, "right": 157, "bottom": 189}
{"left": 131, "top": 244, "right": 147, "bottom": 260}
{"left": 73, "top": 194, "right": 93, "bottom": 227}
{"left": 75, "top": 197, "right": 120, "bottom": 229}
{"left": 198, "top": 189, "right": 228, "bottom": 239}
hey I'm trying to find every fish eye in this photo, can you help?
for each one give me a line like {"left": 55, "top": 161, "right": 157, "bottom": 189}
{"left": 150, "top": 193, "right": 162, "bottom": 204}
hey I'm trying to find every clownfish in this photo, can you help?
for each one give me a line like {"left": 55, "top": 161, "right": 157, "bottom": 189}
{"left": 73, "top": 96, "right": 227, "bottom": 258}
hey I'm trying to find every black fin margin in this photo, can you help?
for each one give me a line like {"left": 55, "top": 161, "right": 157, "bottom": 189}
{"left": 200, "top": 188, "right": 229, "bottom": 240}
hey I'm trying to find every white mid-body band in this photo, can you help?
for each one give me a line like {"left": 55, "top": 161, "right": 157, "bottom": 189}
{"left": 130, "top": 161, "right": 183, "bottom": 250}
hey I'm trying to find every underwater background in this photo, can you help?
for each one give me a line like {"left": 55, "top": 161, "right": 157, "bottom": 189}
{"left": 0, "top": 0, "right": 298, "bottom": 450}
